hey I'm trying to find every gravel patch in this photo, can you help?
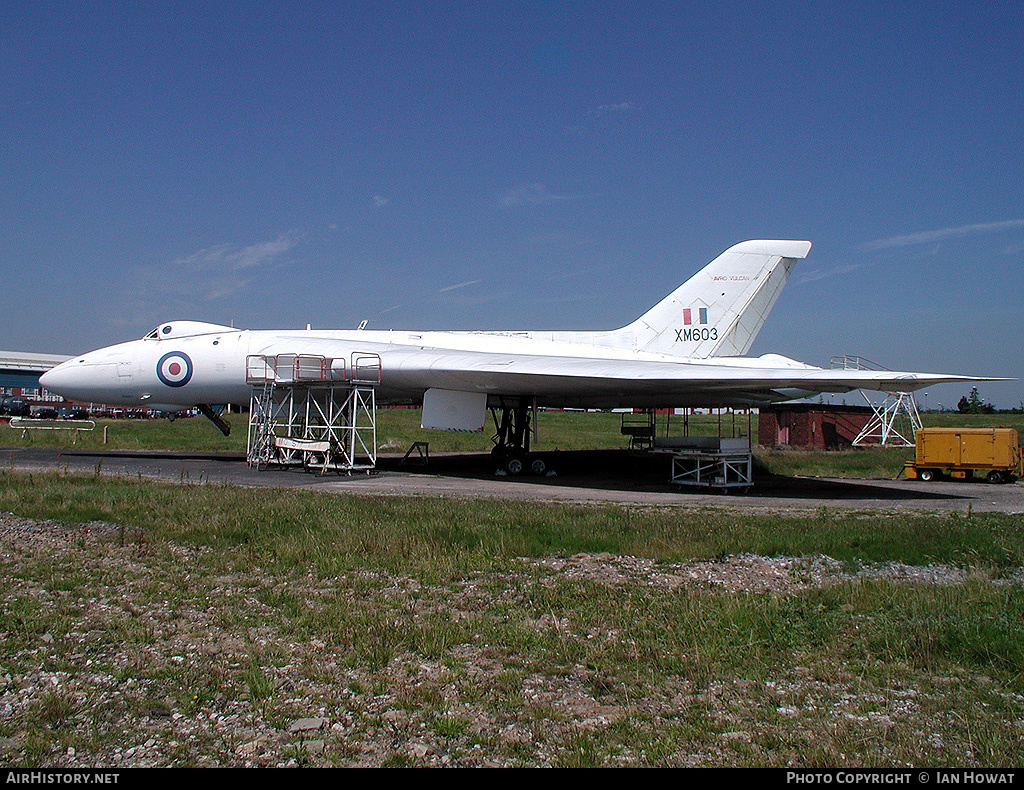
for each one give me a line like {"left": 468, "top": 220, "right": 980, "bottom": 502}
{"left": 530, "top": 552, "right": 975, "bottom": 594}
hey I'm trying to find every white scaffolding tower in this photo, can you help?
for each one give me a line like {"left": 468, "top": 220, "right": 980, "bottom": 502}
{"left": 246, "top": 353, "right": 380, "bottom": 474}
{"left": 831, "top": 355, "right": 922, "bottom": 447}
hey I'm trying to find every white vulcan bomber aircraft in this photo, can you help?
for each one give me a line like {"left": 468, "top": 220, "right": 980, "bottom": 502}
{"left": 41, "top": 240, "right": 995, "bottom": 459}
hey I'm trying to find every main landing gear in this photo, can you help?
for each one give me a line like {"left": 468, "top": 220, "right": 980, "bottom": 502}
{"left": 490, "top": 398, "right": 549, "bottom": 476}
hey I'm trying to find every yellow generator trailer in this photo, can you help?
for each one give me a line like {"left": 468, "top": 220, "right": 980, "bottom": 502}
{"left": 904, "top": 427, "right": 1022, "bottom": 484}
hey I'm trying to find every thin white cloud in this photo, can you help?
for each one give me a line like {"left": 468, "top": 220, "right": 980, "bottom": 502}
{"left": 173, "top": 234, "right": 298, "bottom": 271}
{"left": 373, "top": 195, "right": 389, "bottom": 208}
{"left": 795, "top": 263, "right": 867, "bottom": 286}
{"left": 203, "top": 277, "right": 253, "bottom": 301}
{"left": 438, "top": 279, "right": 481, "bottom": 293}
{"left": 861, "top": 219, "right": 1024, "bottom": 251}
{"left": 499, "top": 183, "right": 580, "bottom": 208}
{"left": 123, "top": 233, "right": 301, "bottom": 315}
{"left": 592, "top": 101, "right": 634, "bottom": 115}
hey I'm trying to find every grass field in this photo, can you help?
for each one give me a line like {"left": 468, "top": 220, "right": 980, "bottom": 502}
{"left": 1, "top": 470, "right": 1024, "bottom": 766}
{"left": 3, "top": 404, "right": 1023, "bottom": 765}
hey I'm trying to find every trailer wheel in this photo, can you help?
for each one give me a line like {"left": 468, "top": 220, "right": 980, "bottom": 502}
{"left": 987, "top": 470, "right": 1005, "bottom": 484}
{"left": 919, "top": 469, "right": 936, "bottom": 482}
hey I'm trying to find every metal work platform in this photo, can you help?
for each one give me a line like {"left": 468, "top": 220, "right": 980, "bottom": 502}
{"left": 626, "top": 408, "right": 755, "bottom": 493}
{"left": 652, "top": 435, "right": 753, "bottom": 493}
{"left": 246, "top": 353, "right": 380, "bottom": 474}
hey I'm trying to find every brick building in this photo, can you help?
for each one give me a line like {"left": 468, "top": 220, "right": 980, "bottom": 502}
{"left": 758, "top": 403, "right": 874, "bottom": 450}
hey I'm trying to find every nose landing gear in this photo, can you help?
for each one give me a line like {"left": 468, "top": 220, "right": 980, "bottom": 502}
{"left": 197, "top": 403, "right": 231, "bottom": 436}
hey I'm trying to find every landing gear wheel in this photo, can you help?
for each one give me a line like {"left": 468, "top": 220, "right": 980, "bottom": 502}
{"left": 491, "top": 398, "right": 537, "bottom": 478}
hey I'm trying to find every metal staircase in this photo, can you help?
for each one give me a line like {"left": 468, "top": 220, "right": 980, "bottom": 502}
{"left": 246, "top": 353, "right": 380, "bottom": 474}
{"left": 830, "top": 355, "right": 922, "bottom": 447}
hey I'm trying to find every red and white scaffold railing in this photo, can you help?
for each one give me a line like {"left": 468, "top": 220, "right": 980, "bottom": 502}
{"left": 246, "top": 353, "right": 381, "bottom": 474}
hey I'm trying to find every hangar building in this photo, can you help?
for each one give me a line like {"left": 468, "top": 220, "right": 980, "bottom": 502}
{"left": 0, "top": 350, "right": 72, "bottom": 404}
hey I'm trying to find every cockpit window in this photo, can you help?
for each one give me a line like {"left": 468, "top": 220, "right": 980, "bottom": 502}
{"left": 144, "top": 324, "right": 177, "bottom": 339}
{"left": 141, "top": 321, "right": 235, "bottom": 340}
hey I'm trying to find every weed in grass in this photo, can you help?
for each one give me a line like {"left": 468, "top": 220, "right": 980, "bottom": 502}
{"left": 243, "top": 657, "right": 278, "bottom": 707}
{"left": 134, "top": 693, "right": 173, "bottom": 719}
{"left": 21, "top": 731, "right": 53, "bottom": 767}
{"left": 1, "top": 595, "right": 46, "bottom": 643}
{"left": 411, "top": 613, "right": 472, "bottom": 659}
{"left": 492, "top": 669, "right": 524, "bottom": 696}
{"left": 33, "top": 688, "right": 77, "bottom": 730}
{"left": 554, "top": 732, "right": 606, "bottom": 768}
{"left": 380, "top": 751, "right": 419, "bottom": 767}
{"left": 431, "top": 715, "right": 470, "bottom": 738}
{"left": 397, "top": 685, "right": 444, "bottom": 713}
{"left": 527, "top": 704, "right": 564, "bottom": 723}
{"left": 585, "top": 668, "right": 619, "bottom": 699}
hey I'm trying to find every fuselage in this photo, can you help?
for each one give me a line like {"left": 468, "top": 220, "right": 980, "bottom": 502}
{"left": 39, "top": 320, "right": 822, "bottom": 412}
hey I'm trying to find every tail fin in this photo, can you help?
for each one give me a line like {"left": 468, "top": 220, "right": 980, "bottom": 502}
{"left": 618, "top": 239, "right": 811, "bottom": 358}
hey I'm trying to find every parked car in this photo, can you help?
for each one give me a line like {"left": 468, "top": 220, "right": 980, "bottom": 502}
{"left": 0, "top": 396, "right": 30, "bottom": 417}
{"left": 32, "top": 408, "right": 59, "bottom": 419}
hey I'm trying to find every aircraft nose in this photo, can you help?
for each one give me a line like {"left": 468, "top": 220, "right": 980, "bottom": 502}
{"left": 38, "top": 361, "right": 75, "bottom": 397}
{"left": 38, "top": 356, "right": 119, "bottom": 401}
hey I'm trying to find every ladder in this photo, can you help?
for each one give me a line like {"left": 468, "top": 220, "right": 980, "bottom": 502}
{"left": 831, "top": 355, "right": 921, "bottom": 447}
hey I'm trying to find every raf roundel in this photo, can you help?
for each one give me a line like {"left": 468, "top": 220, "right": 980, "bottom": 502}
{"left": 156, "top": 352, "right": 194, "bottom": 388}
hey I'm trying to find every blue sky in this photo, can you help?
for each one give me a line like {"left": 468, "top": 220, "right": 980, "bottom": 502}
{"left": 2, "top": 1, "right": 1022, "bottom": 407}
